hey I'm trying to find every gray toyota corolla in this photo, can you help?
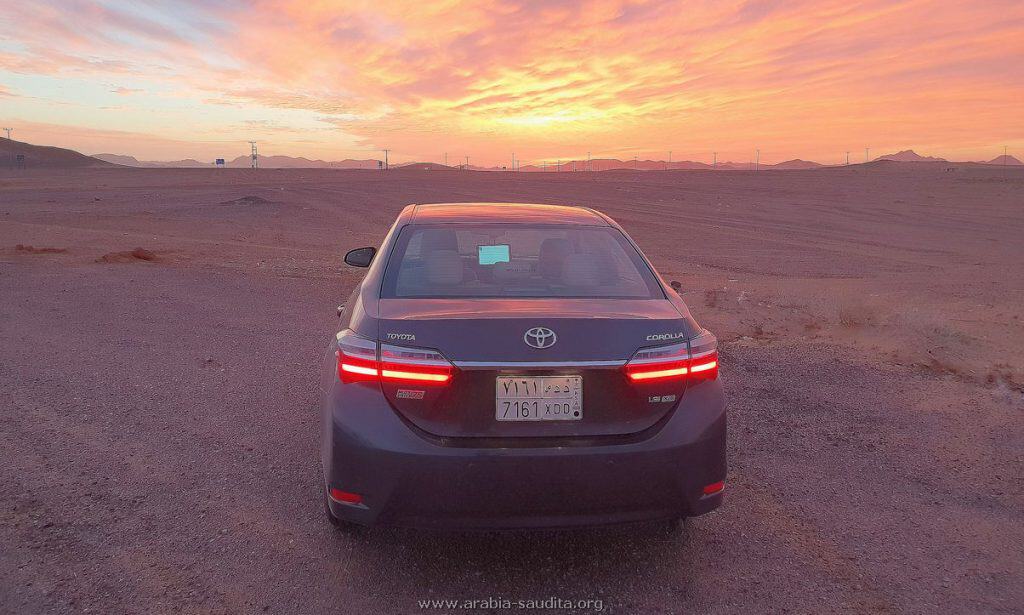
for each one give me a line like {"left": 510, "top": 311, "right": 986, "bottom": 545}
{"left": 321, "top": 202, "right": 726, "bottom": 530}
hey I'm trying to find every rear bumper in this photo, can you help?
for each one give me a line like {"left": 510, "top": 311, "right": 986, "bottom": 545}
{"left": 321, "top": 379, "right": 726, "bottom": 529}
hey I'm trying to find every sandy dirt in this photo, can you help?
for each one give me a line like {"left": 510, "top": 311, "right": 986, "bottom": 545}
{"left": 1, "top": 165, "right": 1022, "bottom": 614}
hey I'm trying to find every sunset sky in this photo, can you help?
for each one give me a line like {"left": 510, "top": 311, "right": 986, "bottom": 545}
{"left": 1, "top": 0, "right": 1022, "bottom": 165}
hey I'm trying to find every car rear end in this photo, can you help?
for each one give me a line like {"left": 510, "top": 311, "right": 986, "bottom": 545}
{"left": 322, "top": 210, "right": 726, "bottom": 529}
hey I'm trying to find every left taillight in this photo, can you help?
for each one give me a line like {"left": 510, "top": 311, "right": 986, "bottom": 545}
{"left": 378, "top": 342, "right": 452, "bottom": 384}
{"left": 624, "top": 330, "right": 719, "bottom": 383}
{"left": 335, "top": 330, "right": 453, "bottom": 385}
{"left": 336, "top": 330, "right": 380, "bottom": 383}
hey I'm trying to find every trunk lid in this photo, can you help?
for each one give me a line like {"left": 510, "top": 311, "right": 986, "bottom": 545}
{"left": 375, "top": 298, "right": 696, "bottom": 440}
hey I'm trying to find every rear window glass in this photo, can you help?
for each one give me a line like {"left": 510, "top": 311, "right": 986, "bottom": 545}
{"left": 381, "top": 224, "right": 664, "bottom": 299}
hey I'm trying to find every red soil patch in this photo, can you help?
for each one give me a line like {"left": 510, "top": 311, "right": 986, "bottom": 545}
{"left": 15, "top": 244, "right": 68, "bottom": 254}
{"left": 96, "top": 247, "right": 159, "bottom": 263}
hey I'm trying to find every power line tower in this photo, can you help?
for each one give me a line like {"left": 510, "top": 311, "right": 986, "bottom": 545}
{"left": 846, "top": 151, "right": 850, "bottom": 165}
{"left": 713, "top": 152, "right": 717, "bottom": 167}
{"left": 2, "top": 128, "right": 11, "bottom": 140}
{"left": 464, "top": 155, "right": 469, "bottom": 170}
{"left": 382, "top": 149, "right": 390, "bottom": 170}
{"left": 248, "top": 141, "right": 258, "bottom": 169}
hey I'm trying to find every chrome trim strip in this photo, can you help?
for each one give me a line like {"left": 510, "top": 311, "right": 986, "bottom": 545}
{"left": 453, "top": 359, "right": 626, "bottom": 369}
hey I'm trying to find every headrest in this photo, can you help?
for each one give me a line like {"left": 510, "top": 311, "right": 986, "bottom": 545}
{"left": 420, "top": 229, "right": 458, "bottom": 253}
{"left": 424, "top": 250, "right": 463, "bottom": 285}
{"left": 538, "top": 238, "right": 570, "bottom": 279}
{"left": 562, "top": 253, "right": 602, "bottom": 287}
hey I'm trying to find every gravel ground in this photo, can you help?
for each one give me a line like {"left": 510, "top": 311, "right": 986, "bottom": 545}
{"left": 1, "top": 167, "right": 1021, "bottom": 614}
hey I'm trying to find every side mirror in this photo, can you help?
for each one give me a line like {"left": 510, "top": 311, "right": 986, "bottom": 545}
{"left": 344, "top": 246, "right": 376, "bottom": 268}
{"left": 670, "top": 280, "right": 682, "bottom": 293}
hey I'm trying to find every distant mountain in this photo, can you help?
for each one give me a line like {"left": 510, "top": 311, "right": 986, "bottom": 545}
{"left": 393, "top": 162, "right": 455, "bottom": 171}
{"left": 875, "top": 150, "right": 946, "bottom": 162}
{"left": 517, "top": 158, "right": 715, "bottom": 172}
{"left": 1, "top": 139, "right": 114, "bottom": 168}
{"left": 987, "top": 154, "right": 1022, "bottom": 166}
{"left": 222, "top": 155, "right": 382, "bottom": 169}
{"left": 93, "top": 154, "right": 210, "bottom": 168}
{"left": 93, "top": 153, "right": 384, "bottom": 169}
{"left": 772, "top": 159, "right": 823, "bottom": 169}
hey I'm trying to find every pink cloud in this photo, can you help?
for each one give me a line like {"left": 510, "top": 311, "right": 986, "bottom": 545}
{"left": 1, "top": 0, "right": 1022, "bottom": 163}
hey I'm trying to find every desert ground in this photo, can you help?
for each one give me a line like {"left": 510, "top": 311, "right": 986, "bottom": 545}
{"left": 1, "top": 164, "right": 1022, "bottom": 614}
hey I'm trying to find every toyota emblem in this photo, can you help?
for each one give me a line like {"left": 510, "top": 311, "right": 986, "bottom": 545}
{"left": 524, "top": 327, "right": 557, "bottom": 349}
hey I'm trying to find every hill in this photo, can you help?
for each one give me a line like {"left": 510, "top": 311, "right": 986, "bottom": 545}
{"left": 224, "top": 155, "right": 381, "bottom": 169}
{"left": 772, "top": 159, "right": 824, "bottom": 170}
{"left": 986, "top": 154, "right": 1022, "bottom": 166}
{"left": 93, "top": 153, "right": 384, "bottom": 169}
{"left": 875, "top": 150, "right": 946, "bottom": 162}
{"left": 93, "top": 154, "right": 210, "bottom": 168}
{"left": 393, "top": 162, "right": 455, "bottom": 171}
{"left": 1, "top": 139, "right": 114, "bottom": 168}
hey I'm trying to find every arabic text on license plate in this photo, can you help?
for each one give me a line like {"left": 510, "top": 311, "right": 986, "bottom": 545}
{"left": 495, "top": 376, "right": 582, "bottom": 421}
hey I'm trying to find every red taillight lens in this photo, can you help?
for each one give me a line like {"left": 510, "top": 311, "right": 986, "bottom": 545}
{"left": 335, "top": 331, "right": 453, "bottom": 385}
{"left": 329, "top": 488, "right": 363, "bottom": 505}
{"left": 624, "top": 331, "right": 719, "bottom": 383}
{"left": 703, "top": 480, "right": 725, "bottom": 495}
{"left": 336, "top": 330, "right": 380, "bottom": 383}
{"left": 379, "top": 342, "right": 452, "bottom": 384}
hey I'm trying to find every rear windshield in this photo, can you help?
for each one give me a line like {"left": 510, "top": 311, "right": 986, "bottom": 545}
{"left": 380, "top": 224, "right": 664, "bottom": 299}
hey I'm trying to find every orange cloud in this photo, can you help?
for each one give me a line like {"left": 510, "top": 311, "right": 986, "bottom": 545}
{"left": 2, "top": 0, "right": 1022, "bottom": 163}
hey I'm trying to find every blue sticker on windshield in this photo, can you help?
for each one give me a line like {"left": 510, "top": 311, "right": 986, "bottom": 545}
{"left": 478, "top": 244, "right": 510, "bottom": 265}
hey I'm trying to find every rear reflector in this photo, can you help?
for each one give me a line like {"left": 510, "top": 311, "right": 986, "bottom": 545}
{"left": 703, "top": 481, "right": 725, "bottom": 495}
{"left": 329, "top": 488, "right": 363, "bottom": 505}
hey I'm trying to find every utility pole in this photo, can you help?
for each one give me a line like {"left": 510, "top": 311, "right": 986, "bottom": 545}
{"left": 587, "top": 152, "right": 591, "bottom": 172}
{"left": 464, "top": 155, "right": 469, "bottom": 170}
{"left": 634, "top": 155, "right": 638, "bottom": 170}
{"left": 248, "top": 141, "right": 258, "bottom": 169}
{"left": 383, "top": 149, "right": 390, "bottom": 170}
{"left": 755, "top": 148, "right": 760, "bottom": 171}
{"left": 2, "top": 128, "right": 11, "bottom": 140}
{"left": 865, "top": 147, "right": 869, "bottom": 163}
{"left": 667, "top": 150, "right": 671, "bottom": 170}
{"left": 846, "top": 151, "right": 850, "bottom": 165}
{"left": 713, "top": 152, "right": 717, "bottom": 168}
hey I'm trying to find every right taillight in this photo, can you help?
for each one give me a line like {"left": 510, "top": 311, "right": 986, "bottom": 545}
{"left": 624, "top": 330, "right": 719, "bottom": 383}
{"left": 687, "top": 330, "right": 719, "bottom": 382}
{"left": 335, "top": 330, "right": 453, "bottom": 385}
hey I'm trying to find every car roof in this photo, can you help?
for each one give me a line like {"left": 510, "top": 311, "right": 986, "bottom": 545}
{"left": 407, "top": 202, "right": 610, "bottom": 225}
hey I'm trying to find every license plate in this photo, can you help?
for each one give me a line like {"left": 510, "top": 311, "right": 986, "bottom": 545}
{"left": 495, "top": 376, "right": 582, "bottom": 421}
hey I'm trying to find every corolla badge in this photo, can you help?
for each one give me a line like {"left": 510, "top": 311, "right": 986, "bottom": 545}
{"left": 524, "top": 327, "right": 557, "bottom": 349}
